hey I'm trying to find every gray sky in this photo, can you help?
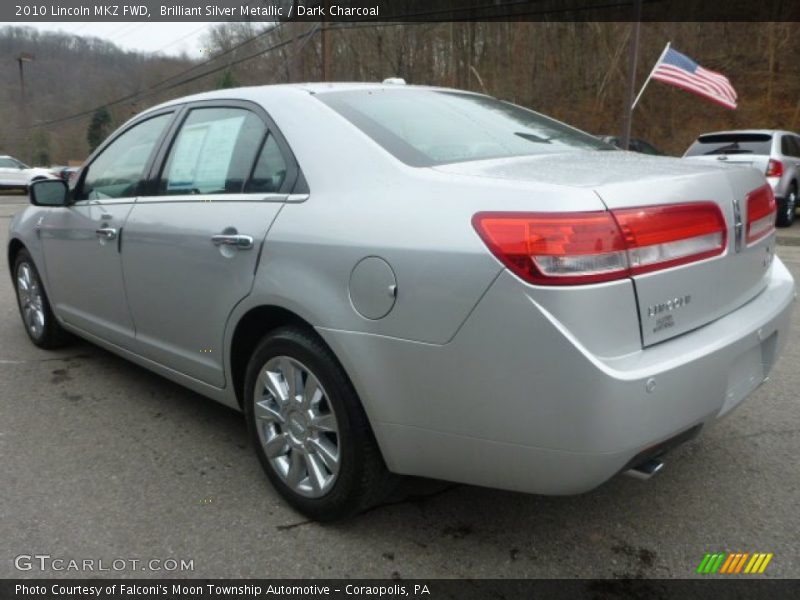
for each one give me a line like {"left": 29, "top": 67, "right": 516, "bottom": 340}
{"left": 15, "top": 22, "right": 228, "bottom": 56}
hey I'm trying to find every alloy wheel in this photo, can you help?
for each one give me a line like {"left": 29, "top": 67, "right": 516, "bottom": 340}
{"left": 253, "top": 356, "right": 340, "bottom": 498}
{"left": 16, "top": 262, "right": 45, "bottom": 339}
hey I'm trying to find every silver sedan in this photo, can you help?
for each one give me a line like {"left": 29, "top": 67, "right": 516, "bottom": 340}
{"left": 9, "top": 83, "right": 796, "bottom": 520}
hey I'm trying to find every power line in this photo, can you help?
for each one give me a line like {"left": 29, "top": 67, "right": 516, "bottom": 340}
{"left": 151, "top": 23, "right": 211, "bottom": 55}
{"left": 114, "top": 23, "right": 150, "bottom": 42}
{"left": 23, "top": 1, "right": 636, "bottom": 129}
{"left": 26, "top": 22, "right": 300, "bottom": 129}
{"left": 25, "top": 22, "right": 286, "bottom": 129}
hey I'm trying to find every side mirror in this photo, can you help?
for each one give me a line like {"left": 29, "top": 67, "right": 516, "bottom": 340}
{"left": 30, "top": 179, "right": 69, "bottom": 207}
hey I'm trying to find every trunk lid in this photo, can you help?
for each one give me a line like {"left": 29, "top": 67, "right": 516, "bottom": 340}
{"left": 436, "top": 152, "right": 774, "bottom": 346}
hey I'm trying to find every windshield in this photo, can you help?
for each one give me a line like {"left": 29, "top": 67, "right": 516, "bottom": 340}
{"left": 685, "top": 133, "right": 773, "bottom": 156}
{"left": 317, "top": 89, "right": 613, "bottom": 167}
{"left": 0, "top": 157, "right": 28, "bottom": 169}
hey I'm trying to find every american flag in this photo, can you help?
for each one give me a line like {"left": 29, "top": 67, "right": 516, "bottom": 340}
{"left": 651, "top": 47, "right": 737, "bottom": 110}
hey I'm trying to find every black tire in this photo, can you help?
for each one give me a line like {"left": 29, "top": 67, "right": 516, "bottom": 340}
{"left": 13, "top": 249, "right": 72, "bottom": 349}
{"left": 244, "top": 326, "right": 396, "bottom": 521}
{"left": 776, "top": 183, "right": 797, "bottom": 228}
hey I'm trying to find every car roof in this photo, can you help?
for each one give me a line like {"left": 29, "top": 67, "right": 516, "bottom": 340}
{"left": 143, "top": 82, "right": 485, "bottom": 114}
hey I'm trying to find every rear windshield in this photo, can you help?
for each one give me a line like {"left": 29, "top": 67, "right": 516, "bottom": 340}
{"left": 317, "top": 89, "right": 612, "bottom": 167}
{"left": 685, "top": 133, "right": 773, "bottom": 156}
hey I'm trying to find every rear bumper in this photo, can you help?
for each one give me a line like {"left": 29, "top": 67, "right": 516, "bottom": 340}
{"left": 320, "top": 258, "right": 796, "bottom": 495}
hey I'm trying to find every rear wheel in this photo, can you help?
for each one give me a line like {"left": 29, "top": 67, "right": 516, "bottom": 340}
{"left": 13, "top": 249, "right": 71, "bottom": 348}
{"left": 244, "top": 326, "right": 395, "bottom": 521}
{"left": 777, "top": 183, "right": 797, "bottom": 228}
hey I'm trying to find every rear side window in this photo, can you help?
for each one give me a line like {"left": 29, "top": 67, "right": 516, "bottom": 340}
{"left": 685, "top": 133, "right": 773, "bottom": 156}
{"left": 782, "top": 135, "right": 800, "bottom": 157}
{"left": 161, "top": 107, "right": 266, "bottom": 195}
{"left": 0, "top": 157, "right": 28, "bottom": 169}
{"left": 317, "top": 89, "right": 611, "bottom": 167}
{"left": 245, "top": 135, "right": 288, "bottom": 193}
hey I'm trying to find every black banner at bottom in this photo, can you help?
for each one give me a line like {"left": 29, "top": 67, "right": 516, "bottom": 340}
{"left": 2, "top": 579, "right": 800, "bottom": 600}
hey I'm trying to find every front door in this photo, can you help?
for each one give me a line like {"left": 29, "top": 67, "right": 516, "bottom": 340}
{"left": 41, "top": 113, "right": 174, "bottom": 347}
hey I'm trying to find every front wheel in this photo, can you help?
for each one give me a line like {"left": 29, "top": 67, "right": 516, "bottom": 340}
{"left": 13, "top": 249, "right": 72, "bottom": 348}
{"left": 244, "top": 326, "right": 395, "bottom": 521}
{"left": 776, "top": 184, "right": 797, "bottom": 228}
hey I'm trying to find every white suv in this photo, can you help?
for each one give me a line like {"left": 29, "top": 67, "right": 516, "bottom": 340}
{"left": 0, "top": 155, "right": 56, "bottom": 191}
{"left": 684, "top": 130, "right": 800, "bottom": 227}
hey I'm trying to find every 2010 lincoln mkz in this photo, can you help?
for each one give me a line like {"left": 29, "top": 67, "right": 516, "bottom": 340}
{"left": 9, "top": 83, "right": 796, "bottom": 520}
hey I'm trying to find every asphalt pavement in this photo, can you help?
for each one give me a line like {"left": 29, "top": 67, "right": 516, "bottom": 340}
{"left": 1, "top": 194, "right": 798, "bottom": 579}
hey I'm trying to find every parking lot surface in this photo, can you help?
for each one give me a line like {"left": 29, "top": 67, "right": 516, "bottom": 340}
{"left": 1, "top": 194, "right": 798, "bottom": 579}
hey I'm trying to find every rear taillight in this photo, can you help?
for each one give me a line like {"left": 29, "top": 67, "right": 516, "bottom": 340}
{"left": 745, "top": 184, "right": 776, "bottom": 245}
{"left": 473, "top": 202, "right": 727, "bottom": 286}
{"left": 766, "top": 159, "right": 783, "bottom": 177}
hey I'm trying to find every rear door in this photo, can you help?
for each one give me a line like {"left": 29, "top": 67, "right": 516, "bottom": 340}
{"left": 121, "top": 102, "right": 298, "bottom": 388}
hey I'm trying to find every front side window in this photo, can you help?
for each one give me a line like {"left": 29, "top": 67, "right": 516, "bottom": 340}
{"left": 79, "top": 114, "right": 172, "bottom": 200}
{"left": 161, "top": 107, "right": 266, "bottom": 195}
{"left": 317, "top": 89, "right": 612, "bottom": 167}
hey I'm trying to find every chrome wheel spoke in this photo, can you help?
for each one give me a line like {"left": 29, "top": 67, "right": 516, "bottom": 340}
{"left": 286, "top": 450, "right": 306, "bottom": 488}
{"left": 255, "top": 399, "right": 284, "bottom": 424}
{"left": 264, "top": 370, "right": 288, "bottom": 405}
{"left": 302, "top": 375, "right": 322, "bottom": 409}
{"left": 310, "top": 413, "right": 336, "bottom": 433}
{"left": 263, "top": 432, "right": 289, "bottom": 458}
{"left": 279, "top": 358, "right": 301, "bottom": 402}
{"left": 305, "top": 453, "right": 328, "bottom": 493}
{"left": 309, "top": 437, "right": 339, "bottom": 472}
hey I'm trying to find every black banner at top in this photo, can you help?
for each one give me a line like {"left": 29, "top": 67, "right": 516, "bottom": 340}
{"left": 3, "top": 0, "right": 800, "bottom": 23}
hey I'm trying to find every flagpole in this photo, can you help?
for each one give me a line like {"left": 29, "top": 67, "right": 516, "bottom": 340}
{"left": 631, "top": 41, "right": 671, "bottom": 111}
{"left": 620, "top": 0, "right": 643, "bottom": 151}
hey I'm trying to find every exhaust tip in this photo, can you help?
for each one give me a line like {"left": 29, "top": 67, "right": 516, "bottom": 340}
{"left": 624, "top": 458, "right": 664, "bottom": 481}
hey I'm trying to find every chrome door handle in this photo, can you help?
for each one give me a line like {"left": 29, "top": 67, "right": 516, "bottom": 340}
{"left": 96, "top": 227, "right": 117, "bottom": 240}
{"left": 211, "top": 234, "right": 254, "bottom": 250}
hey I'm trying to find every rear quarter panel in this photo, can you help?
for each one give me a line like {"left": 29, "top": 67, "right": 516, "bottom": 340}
{"left": 240, "top": 89, "right": 610, "bottom": 344}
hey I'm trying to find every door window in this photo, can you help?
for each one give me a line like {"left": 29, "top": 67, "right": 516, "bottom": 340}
{"left": 79, "top": 113, "right": 172, "bottom": 201}
{"left": 161, "top": 108, "right": 266, "bottom": 195}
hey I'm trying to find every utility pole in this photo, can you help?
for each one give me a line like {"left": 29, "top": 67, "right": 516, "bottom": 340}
{"left": 321, "top": 1, "right": 331, "bottom": 81}
{"left": 17, "top": 53, "right": 35, "bottom": 163}
{"left": 621, "top": 0, "right": 642, "bottom": 151}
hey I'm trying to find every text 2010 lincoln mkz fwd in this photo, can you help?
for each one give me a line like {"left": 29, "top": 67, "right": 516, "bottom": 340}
{"left": 9, "top": 84, "right": 796, "bottom": 520}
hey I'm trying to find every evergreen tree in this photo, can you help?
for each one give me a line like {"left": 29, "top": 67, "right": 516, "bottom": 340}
{"left": 217, "top": 70, "right": 237, "bottom": 89}
{"left": 87, "top": 107, "right": 112, "bottom": 152}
